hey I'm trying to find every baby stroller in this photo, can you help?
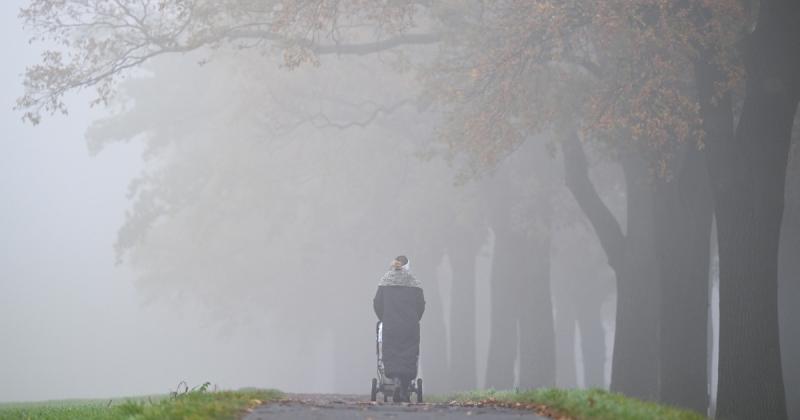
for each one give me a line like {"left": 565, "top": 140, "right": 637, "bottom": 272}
{"left": 371, "top": 321, "right": 423, "bottom": 403}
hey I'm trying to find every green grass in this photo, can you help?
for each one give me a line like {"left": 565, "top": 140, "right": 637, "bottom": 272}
{"left": 438, "top": 388, "right": 707, "bottom": 420}
{"left": 0, "top": 388, "right": 282, "bottom": 420}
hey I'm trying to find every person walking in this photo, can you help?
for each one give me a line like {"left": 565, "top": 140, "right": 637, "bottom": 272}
{"left": 373, "top": 255, "right": 425, "bottom": 402}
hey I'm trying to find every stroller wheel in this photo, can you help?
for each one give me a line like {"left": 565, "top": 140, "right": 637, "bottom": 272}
{"left": 416, "top": 378, "right": 423, "bottom": 403}
{"left": 371, "top": 378, "right": 378, "bottom": 402}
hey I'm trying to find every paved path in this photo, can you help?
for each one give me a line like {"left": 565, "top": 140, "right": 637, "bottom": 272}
{"left": 244, "top": 394, "right": 549, "bottom": 420}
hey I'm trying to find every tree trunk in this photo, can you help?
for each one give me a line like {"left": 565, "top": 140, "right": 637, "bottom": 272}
{"left": 778, "top": 180, "right": 800, "bottom": 420}
{"left": 713, "top": 170, "right": 788, "bottom": 420}
{"left": 518, "top": 215, "right": 555, "bottom": 389}
{"left": 553, "top": 212, "right": 611, "bottom": 390}
{"left": 778, "top": 127, "right": 800, "bottom": 420}
{"left": 554, "top": 302, "right": 579, "bottom": 388}
{"left": 485, "top": 144, "right": 557, "bottom": 390}
{"left": 484, "top": 165, "right": 520, "bottom": 390}
{"left": 562, "top": 129, "right": 660, "bottom": 400}
{"left": 447, "top": 227, "right": 482, "bottom": 391}
{"left": 700, "top": 2, "right": 799, "bottom": 418}
{"left": 485, "top": 223, "right": 524, "bottom": 389}
{"left": 610, "top": 155, "right": 661, "bottom": 400}
{"left": 654, "top": 143, "right": 713, "bottom": 412}
{"left": 575, "top": 295, "right": 607, "bottom": 388}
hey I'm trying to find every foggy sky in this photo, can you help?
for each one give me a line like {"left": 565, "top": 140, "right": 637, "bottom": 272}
{"left": 0, "top": 0, "right": 302, "bottom": 402}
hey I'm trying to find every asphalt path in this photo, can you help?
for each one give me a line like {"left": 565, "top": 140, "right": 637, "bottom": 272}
{"left": 244, "top": 394, "right": 549, "bottom": 420}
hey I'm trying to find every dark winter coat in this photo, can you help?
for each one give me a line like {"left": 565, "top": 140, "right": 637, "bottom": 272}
{"left": 373, "top": 270, "right": 425, "bottom": 380}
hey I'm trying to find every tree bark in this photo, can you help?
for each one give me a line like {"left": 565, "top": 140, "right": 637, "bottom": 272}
{"left": 654, "top": 143, "right": 713, "bottom": 412}
{"left": 562, "top": 130, "right": 660, "bottom": 400}
{"left": 612, "top": 155, "right": 661, "bottom": 400}
{"left": 698, "top": 3, "right": 799, "bottom": 418}
{"left": 778, "top": 126, "right": 800, "bottom": 420}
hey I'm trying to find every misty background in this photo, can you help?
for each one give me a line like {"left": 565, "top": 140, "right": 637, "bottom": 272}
{"left": 0, "top": 0, "right": 624, "bottom": 401}
{"left": 0, "top": 0, "right": 289, "bottom": 401}
{"left": 3, "top": 2, "right": 799, "bottom": 420}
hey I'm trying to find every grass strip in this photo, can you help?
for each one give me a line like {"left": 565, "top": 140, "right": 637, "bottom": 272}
{"left": 0, "top": 389, "right": 282, "bottom": 420}
{"left": 439, "top": 388, "right": 706, "bottom": 420}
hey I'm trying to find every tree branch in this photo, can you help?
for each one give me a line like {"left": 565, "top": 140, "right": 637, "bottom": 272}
{"left": 226, "top": 30, "right": 441, "bottom": 55}
{"left": 561, "top": 126, "right": 625, "bottom": 273}
{"left": 276, "top": 98, "right": 414, "bottom": 134}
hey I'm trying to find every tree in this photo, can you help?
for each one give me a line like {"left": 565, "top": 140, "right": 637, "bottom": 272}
{"left": 483, "top": 138, "right": 556, "bottom": 390}
{"left": 16, "top": 0, "right": 433, "bottom": 124}
{"left": 445, "top": 206, "right": 488, "bottom": 391}
{"left": 560, "top": 128, "right": 661, "bottom": 399}
{"left": 778, "top": 112, "right": 800, "bottom": 420}
{"left": 421, "top": 1, "right": 704, "bottom": 401}
{"left": 696, "top": 1, "right": 800, "bottom": 417}
{"left": 551, "top": 163, "right": 618, "bottom": 390}
{"left": 423, "top": 3, "right": 798, "bottom": 417}
{"left": 653, "top": 141, "right": 713, "bottom": 412}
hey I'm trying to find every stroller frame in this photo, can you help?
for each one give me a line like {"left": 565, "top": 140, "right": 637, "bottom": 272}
{"left": 371, "top": 321, "right": 422, "bottom": 403}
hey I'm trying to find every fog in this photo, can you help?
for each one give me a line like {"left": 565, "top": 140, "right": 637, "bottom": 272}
{"left": 2, "top": 2, "right": 799, "bottom": 419}
{"left": 0, "top": 4, "right": 610, "bottom": 400}
{"left": 0, "top": 3, "right": 291, "bottom": 401}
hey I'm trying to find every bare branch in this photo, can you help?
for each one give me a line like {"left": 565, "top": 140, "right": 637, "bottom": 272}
{"left": 276, "top": 98, "right": 414, "bottom": 134}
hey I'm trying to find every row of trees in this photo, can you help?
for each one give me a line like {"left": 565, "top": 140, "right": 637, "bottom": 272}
{"left": 81, "top": 47, "right": 596, "bottom": 394}
{"left": 17, "top": 1, "right": 799, "bottom": 419}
